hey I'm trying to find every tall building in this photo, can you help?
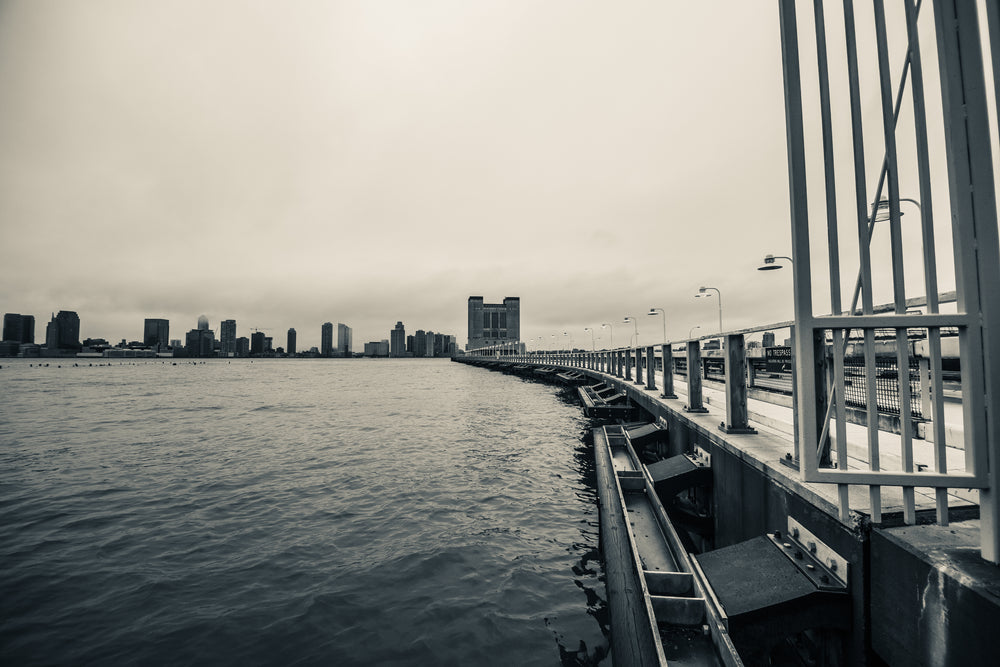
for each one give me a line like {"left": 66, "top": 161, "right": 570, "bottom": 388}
{"left": 287, "top": 328, "right": 296, "bottom": 356}
{"left": 414, "top": 330, "right": 427, "bottom": 357}
{"left": 45, "top": 311, "right": 81, "bottom": 352}
{"left": 185, "top": 328, "right": 215, "bottom": 357}
{"left": 467, "top": 296, "right": 520, "bottom": 350}
{"left": 250, "top": 331, "right": 265, "bottom": 355}
{"left": 3, "top": 313, "right": 35, "bottom": 343}
{"left": 425, "top": 330, "right": 434, "bottom": 357}
{"left": 390, "top": 321, "right": 406, "bottom": 357}
{"left": 337, "top": 323, "right": 352, "bottom": 357}
{"left": 197, "top": 315, "right": 209, "bottom": 331}
{"left": 321, "top": 322, "right": 334, "bottom": 357}
{"left": 236, "top": 337, "right": 250, "bottom": 357}
{"left": 364, "top": 340, "right": 390, "bottom": 357}
{"left": 219, "top": 320, "right": 237, "bottom": 356}
{"left": 143, "top": 318, "right": 169, "bottom": 350}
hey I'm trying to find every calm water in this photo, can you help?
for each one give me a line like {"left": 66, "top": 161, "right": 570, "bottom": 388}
{"left": 0, "top": 358, "right": 607, "bottom": 666}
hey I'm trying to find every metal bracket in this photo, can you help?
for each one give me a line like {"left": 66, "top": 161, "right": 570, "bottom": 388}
{"left": 691, "top": 446, "right": 712, "bottom": 468}
{"left": 766, "top": 517, "right": 848, "bottom": 591}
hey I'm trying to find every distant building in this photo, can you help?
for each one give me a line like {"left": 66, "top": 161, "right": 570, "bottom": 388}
{"left": 3, "top": 313, "right": 35, "bottom": 344}
{"left": 467, "top": 296, "right": 520, "bottom": 351}
{"left": 425, "top": 330, "right": 434, "bottom": 357}
{"left": 185, "top": 328, "right": 215, "bottom": 357}
{"left": 264, "top": 336, "right": 273, "bottom": 353}
{"left": 144, "top": 318, "right": 170, "bottom": 351}
{"left": 413, "top": 330, "right": 427, "bottom": 357}
{"left": 337, "top": 323, "right": 352, "bottom": 357}
{"left": 45, "top": 311, "right": 81, "bottom": 353}
{"left": 197, "top": 315, "right": 209, "bottom": 331}
{"left": 236, "top": 337, "right": 250, "bottom": 357}
{"left": 406, "top": 335, "right": 414, "bottom": 354}
{"left": 364, "top": 340, "right": 390, "bottom": 357}
{"left": 287, "top": 328, "right": 296, "bottom": 356}
{"left": 762, "top": 331, "right": 776, "bottom": 348}
{"left": 170, "top": 339, "right": 182, "bottom": 349}
{"left": 219, "top": 320, "right": 237, "bottom": 356}
{"left": 321, "top": 322, "right": 334, "bottom": 357}
{"left": 390, "top": 321, "right": 406, "bottom": 357}
{"left": 250, "top": 331, "right": 266, "bottom": 355}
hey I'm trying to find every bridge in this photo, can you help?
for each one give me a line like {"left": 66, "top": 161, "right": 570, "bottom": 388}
{"left": 460, "top": 2, "right": 999, "bottom": 665}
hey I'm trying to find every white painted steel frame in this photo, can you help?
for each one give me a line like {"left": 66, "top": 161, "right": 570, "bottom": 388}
{"left": 780, "top": 0, "right": 1000, "bottom": 562}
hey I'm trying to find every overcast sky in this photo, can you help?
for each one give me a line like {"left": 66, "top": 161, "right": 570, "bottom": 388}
{"left": 0, "top": 2, "right": 987, "bottom": 350}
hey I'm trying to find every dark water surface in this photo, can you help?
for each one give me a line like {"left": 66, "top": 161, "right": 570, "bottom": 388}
{"left": 0, "top": 359, "right": 607, "bottom": 666}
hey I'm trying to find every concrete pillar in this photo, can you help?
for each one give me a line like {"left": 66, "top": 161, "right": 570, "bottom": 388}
{"left": 646, "top": 345, "right": 656, "bottom": 390}
{"left": 661, "top": 344, "right": 677, "bottom": 398}
{"left": 625, "top": 349, "right": 633, "bottom": 381}
{"left": 685, "top": 340, "right": 708, "bottom": 413}
{"left": 634, "top": 347, "right": 644, "bottom": 384}
{"left": 721, "top": 334, "right": 756, "bottom": 433}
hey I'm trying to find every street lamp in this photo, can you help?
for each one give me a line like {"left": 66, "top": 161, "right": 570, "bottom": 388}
{"left": 647, "top": 307, "right": 666, "bottom": 344}
{"left": 689, "top": 325, "right": 701, "bottom": 339}
{"left": 623, "top": 316, "right": 639, "bottom": 348}
{"left": 757, "top": 254, "right": 793, "bottom": 271}
{"left": 583, "top": 327, "right": 596, "bottom": 351}
{"left": 601, "top": 323, "right": 614, "bottom": 348}
{"left": 697, "top": 286, "right": 723, "bottom": 333}
{"left": 872, "top": 197, "right": 921, "bottom": 221}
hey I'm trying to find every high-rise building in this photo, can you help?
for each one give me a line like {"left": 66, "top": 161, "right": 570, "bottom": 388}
{"left": 197, "top": 315, "right": 209, "bottom": 331}
{"left": 762, "top": 331, "right": 776, "bottom": 348}
{"left": 425, "top": 330, "right": 434, "bottom": 357}
{"left": 287, "top": 328, "right": 296, "bottom": 356}
{"left": 390, "top": 321, "right": 406, "bottom": 357}
{"left": 143, "top": 318, "right": 170, "bottom": 351}
{"left": 467, "top": 296, "right": 520, "bottom": 350}
{"left": 236, "top": 337, "right": 250, "bottom": 357}
{"left": 250, "top": 331, "right": 265, "bottom": 355}
{"left": 364, "top": 340, "right": 390, "bottom": 357}
{"left": 3, "top": 313, "right": 35, "bottom": 343}
{"left": 219, "top": 320, "right": 237, "bottom": 356}
{"left": 321, "top": 322, "right": 334, "bottom": 357}
{"left": 185, "top": 328, "right": 215, "bottom": 357}
{"left": 337, "top": 323, "right": 352, "bottom": 357}
{"left": 413, "top": 329, "right": 427, "bottom": 357}
{"left": 45, "top": 311, "right": 81, "bottom": 352}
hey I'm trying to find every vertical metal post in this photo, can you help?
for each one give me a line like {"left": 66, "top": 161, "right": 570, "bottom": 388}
{"left": 934, "top": 0, "right": 1000, "bottom": 562}
{"left": 646, "top": 345, "right": 656, "bottom": 390}
{"left": 661, "top": 344, "right": 677, "bottom": 399}
{"left": 722, "top": 334, "right": 756, "bottom": 434}
{"left": 685, "top": 340, "right": 708, "bottom": 413}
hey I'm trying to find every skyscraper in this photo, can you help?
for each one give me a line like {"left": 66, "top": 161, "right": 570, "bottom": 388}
{"left": 414, "top": 329, "right": 427, "bottom": 357}
{"left": 390, "top": 321, "right": 406, "bottom": 357}
{"left": 3, "top": 313, "right": 35, "bottom": 343}
{"left": 337, "top": 323, "right": 352, "bottom": 357}
{"left": 219, "top": 320, "right": 237, "bottom": 356}
{"left": 143, "top": 318, "right": 169, "bottom": 350}
{"left": 197, "top": 315, "right": 209, "bottom": 331}
{"left": 250, "top": 331, "right": 265, "bottom": 355}
{"left": 45, "top": 311, "right": 81, "bottom": 352}
{"left": 287, "top": 328, "right": 296, "bottom": 356}
{"left": 467, "top": 296, "right": 520, "bottom": 350}
{"left": 186, "top": 327, "right": 215, "bottom": 357}
{"left": 321, "top": 322, "right": 334, "bottom": 357}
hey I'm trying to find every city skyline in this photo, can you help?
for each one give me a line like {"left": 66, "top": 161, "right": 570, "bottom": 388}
{"left": 0, "top": 3, "right": 964, "bottom": 350}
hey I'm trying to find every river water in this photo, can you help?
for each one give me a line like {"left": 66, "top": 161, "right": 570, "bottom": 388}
{"left": 0, "top": 358, "right": 608, "bottom": 666}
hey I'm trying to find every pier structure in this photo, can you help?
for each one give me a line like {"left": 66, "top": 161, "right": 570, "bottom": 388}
{"left": 462, "top": 3, "right": 1000, "bottom": 663}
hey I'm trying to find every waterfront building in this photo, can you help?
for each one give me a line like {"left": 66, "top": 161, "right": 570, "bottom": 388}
{"left": 337, "top": 323, "right": 352, "bottom": 357}
{"left": 3, "top": 313, "right": 35, "bottom": 344}
{"left": 235, "top": 337, "right": 250, "bottom": 357}
{"left": 321, "top": 322, "right": 334, "bottom": 357}
{"left": 363, "top": 340, "right": 389, "bottom": 357}
{"left": 287, "top": 328, "right": 296, "bottom": 356}
{"left": 390, "top": 322, "right": 406, "bottom": 357}
{"left": 467, "top": 296, "right": 519, "bottom": 351}
{"left": 143, "top": 318, "right": 170, "bottom": 351}
{"left": 197, "top": 315, "right": 209, "bottom": 331}
{"left": 413, "top": 330, "right": 427, "bottom": 357}
{"left": 250, "top": 331, "right": 265, "bottom": 355}
{"left": 169, "top": 339, "right": 182, "bottom": 349}
{"left": 264, "top": 336, "right": 273, "bottom": 353}
{"left": 185, "top": 328, "right": 215, "bottom": 357}
{"left": 219, "top": 320, "right": 237, "bottom": 356}
{"left": 44, "top": 311, "right": 81, "bottom": 353}
{"left": 425, "top": 330, "right": 434, "bottom": 357}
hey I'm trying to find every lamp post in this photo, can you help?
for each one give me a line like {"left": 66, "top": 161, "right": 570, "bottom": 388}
{"left": 689, "top": 325, "right": 701, "bottom": 339}
{"left": 757, "top": 254, "right": 793, "bottom": 271}
{"left": 583, "top": 327, "right": 596, "bottom": 351}
{"left": 647, "top": 307, "right": 666, "bottom": 344}
{"left": 601, "top": 322, "right": 614, "bottom": 349}
{"left": 697, "top": 286, "right": 723, "bottom": 333}
{"left": 623, "top": 316, "right": 639, "bottom": 347}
